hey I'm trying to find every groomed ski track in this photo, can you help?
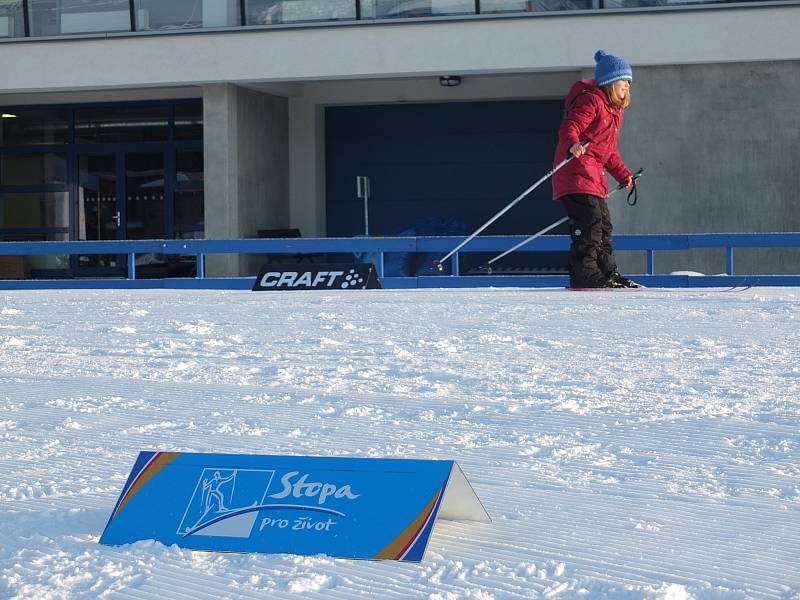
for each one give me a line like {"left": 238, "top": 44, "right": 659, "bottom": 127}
{"left": 1, "top": 288, "right": 798, "bottom": 599}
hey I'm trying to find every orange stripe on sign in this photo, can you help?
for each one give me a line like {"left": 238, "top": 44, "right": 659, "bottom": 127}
{"left": 373, "top": 486, "right": 442, "bottom": 560}
{"left": 113, "top": 452, "right": 180, "bottom": 520}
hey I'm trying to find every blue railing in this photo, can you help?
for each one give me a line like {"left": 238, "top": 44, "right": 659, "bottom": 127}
{"left": 1, "top": 233, "right": 799, "bottom": 289}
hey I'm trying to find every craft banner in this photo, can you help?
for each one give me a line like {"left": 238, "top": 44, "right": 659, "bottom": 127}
{"left": 252, "top": 263, "right": 381, "bottom": 291}
{"left": 99, "top": 453, "right": 489, "bottom": 562}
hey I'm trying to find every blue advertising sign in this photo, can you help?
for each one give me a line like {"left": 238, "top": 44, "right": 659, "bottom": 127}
{"left": 100, "top": 453, "right": 489, "bottom": 562}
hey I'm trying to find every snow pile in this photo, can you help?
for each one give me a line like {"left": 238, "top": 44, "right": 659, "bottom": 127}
{"left": 1, "top": 288, "right": 798, "bottom": 599}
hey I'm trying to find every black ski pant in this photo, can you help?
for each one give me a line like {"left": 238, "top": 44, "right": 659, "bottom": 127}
{"left": 560, "top": 193, "right": 617, "bottom": 287}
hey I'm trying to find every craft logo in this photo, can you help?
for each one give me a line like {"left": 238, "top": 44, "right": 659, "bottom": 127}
{"left": 177, "top": 469, "right": 359, "bottom": 540}
{"left": 257, "top": 269, "right": 361, "bottom": 289}
{"left": 252, "top": 263, "right": 380, "bottom": 291}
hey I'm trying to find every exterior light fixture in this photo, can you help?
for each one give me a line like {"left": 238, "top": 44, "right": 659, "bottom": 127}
{"left": 439, "top": 76, "right": 461, "bottom": 87}
{"left": 1, "top": 113, "right": 18, "bottom": 118}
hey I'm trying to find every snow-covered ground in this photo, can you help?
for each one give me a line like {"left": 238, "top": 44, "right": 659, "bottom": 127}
{"left": 1, "top": 287, "right": 798, "bottom": 600}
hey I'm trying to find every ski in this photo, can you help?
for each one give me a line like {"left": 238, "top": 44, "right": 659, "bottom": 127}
{"left": 565, "top": 285, "right": 755, "bottom": 292}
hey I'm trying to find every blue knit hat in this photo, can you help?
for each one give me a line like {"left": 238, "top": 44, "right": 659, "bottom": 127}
{"left": 594, "top": 50, "right": 633, "bottom": 87}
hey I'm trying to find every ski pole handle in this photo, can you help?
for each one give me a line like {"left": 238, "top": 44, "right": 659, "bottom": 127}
{"left": 611, "top": 168, "right": 644, "bottom": 194}
{"left": 569, "top": 140, "right": 591, "bottom": 159}
{"left": 608, "top": 168, "right": 643, "bottom": 206}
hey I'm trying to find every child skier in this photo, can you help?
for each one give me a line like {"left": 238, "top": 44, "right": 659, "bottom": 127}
{"left": 552, "top": 50, "right": 640, "bottom": 289}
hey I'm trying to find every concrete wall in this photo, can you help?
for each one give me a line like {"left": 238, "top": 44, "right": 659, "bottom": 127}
{"left": 615, "top": 60, "right": 800, "bottom": 275}
{"left": 288, "top": 101, "right": 326, "bottom": 239}
{"left": 204, "top": 84, "right": 289, "bottom": 276}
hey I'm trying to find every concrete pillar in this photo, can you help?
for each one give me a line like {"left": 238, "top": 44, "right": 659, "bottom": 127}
{"left": 203, "top": 83, "right": 289, "bottom": 276}
{"left": 288, "top": 98, "right": 326, "bottom": 237}
{"left": 615, "top": 60, "right": 800, "bottom": 276}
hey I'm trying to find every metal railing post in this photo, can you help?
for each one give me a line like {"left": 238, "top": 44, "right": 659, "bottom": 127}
{"left": 376, "top": 252, "right": 384, "bottom": 278}
{"left": 726, "top": 247, "right": 734, "bottom": 275}
{"left": 647, "top": 250, "right": 655, "bottom": 275}
{"left": 128, "top": 253, "right": 136, "bottom": 280}
{"left": 197, "top": 253, "right": 205, "bottom": 278}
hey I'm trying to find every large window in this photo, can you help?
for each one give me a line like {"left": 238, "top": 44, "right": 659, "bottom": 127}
{"left": 174, "top": 190, "right": 204, "bottom": 239}
{"left": 27, "top": 0, "right": 132, "bottom": 36}
{"left": 0, "top": 0, "right": 25, "bottom": 37}
{"left": 0, "top": 109, "right": 70, "bottom": 146}
{"left": 175, "top": 148, "right": 204, "bottom": 239}
{"left": 0, "top": 152, "right": 67, "bottom": 186}
{"left": 176, "top": 149, "right": 203, "bottom": 184}
{"left": 0, "top": 191, "right": 69, "bottom": 231}
{"left": 74, "top": 105, "right": 169, "bottom": 144}
{"left": 0, "top": 191, "right": 70, "bottom": 271}
{"left": 134, "top": 0, "right": 240, "bottom": 30}
{"left": 480, "top": 0, "right": 594, "bottom": 11}
{"left": 125, "top": 152, "right": 165, "bottom": 240}
{"left": 0, "top": 100, "right": 204, "bottom": 276}
{"left": 175, "top": 102, "right": 203, "bottom": 141}
{"left": 0, "top": 0, "right": 776, "bottom": 39}
{"left": 360, "top": 0, "right": 474, "bottom": 18}
{"left": 0, "top": 108, "right": 72, "bottom": 274}
{"left": 245, "top": 0, "right": 355, "bottom": 25}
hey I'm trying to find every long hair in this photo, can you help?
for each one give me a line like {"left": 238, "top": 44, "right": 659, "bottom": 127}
{"left": 603, "top": 82, "right": 631, "bottom": 111}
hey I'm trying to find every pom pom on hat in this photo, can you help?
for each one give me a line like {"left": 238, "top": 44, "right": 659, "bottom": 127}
{"left": 594, "top": 50, "right": 633, "bottom": 87}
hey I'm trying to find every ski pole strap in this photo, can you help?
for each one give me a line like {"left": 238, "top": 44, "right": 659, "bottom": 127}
{"left": 626, "top": 182, "right": 638, "bottom": 206}
{"left": 625, "top": 168, "right": 644, "bottom": 206}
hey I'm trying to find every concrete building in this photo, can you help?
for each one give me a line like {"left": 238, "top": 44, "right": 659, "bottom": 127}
{"left": 1, "top": 0, "right": 799, "bottom": 278}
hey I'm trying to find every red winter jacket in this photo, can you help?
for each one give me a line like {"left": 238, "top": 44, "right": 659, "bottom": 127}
{"left": 552, "top": 78, "right": 632, "bottom": 200}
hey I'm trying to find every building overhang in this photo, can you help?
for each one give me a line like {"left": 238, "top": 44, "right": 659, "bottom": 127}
{"left": 1, "top": 4, "right": 798, "bottom": 96}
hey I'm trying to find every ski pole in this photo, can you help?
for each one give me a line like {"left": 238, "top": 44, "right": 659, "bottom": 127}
{"left": 433, "top": 142, "right": 590, "bottom": 272}
{"left": 480, "top": 168, "right": 644, "bottom": 274}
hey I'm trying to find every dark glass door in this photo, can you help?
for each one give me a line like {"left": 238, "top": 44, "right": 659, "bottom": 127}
{"left": 72, "top": 150, "right": 169, "bottom": 277}
{"left": 125, "top": 151, "right": 173, "bottom": 277}
{"left": 125, "top": 152, "right": 166, "bottom": 240}
{"left": 74, "top": 152, "right": 125, "bottom": 275}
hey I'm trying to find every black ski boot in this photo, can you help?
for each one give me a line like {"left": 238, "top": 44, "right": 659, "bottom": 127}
{"left": 609, "top": 272, "right": 644, "bottom": 288}
{"left": 570, "top": 275, "right": 623, "bottom": 289}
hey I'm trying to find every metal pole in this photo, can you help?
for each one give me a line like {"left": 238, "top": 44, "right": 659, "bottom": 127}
{"left": 364, "top": 177, "right": 370, "bottom": 236}
{"left": 357, "top": 176, "right": 370, "bottom": 236}
{"left": 483, "top": 217, "right": 569, "bottom": 274}
{"left": 433, "top": 146, "right": 587, "bottom": 272}
{"left": 23, "top": 0, "right": 31, "bottom": 36}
